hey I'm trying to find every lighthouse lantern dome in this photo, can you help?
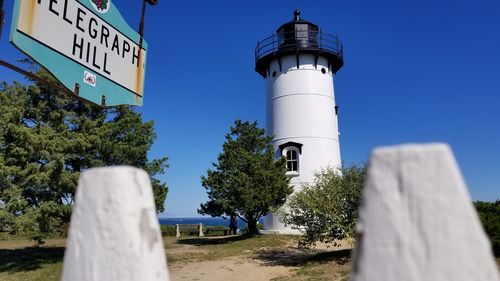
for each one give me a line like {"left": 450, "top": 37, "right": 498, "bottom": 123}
{"left": 276, "top": 10, "right": 319, "bottom": 50}
{"left": 255, "top": 10, "right": 344, "bottom": 78}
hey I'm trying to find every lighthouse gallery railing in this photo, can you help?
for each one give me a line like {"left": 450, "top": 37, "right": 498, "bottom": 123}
{"left": 255, "top": 30, "right": 344, "bottom": 63}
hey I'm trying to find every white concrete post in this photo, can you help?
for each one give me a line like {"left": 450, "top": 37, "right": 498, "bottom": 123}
{"left": 176, "top": 224, "right": 181, "bottom": 238}
{"left": 349, "top": 144, "right": 499, "bottom": 281}
{"left": 61, "top": 166, "right": 169, "bottom": 281}
{"left": 198, "top": 223, "right": 204, "bottom": 237}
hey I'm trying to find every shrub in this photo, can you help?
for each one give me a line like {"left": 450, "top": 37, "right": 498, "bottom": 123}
{"left": 160, "top": 224, "right": 176, "bottom": 237}
{"left": 280, "top": 164, "right": 366, "bottom": 247}
{"left": 205, "top": 225, "right": 228, "bottom": 231}
{"left": 204, "top": 225, "right": 230, "bottom": 236}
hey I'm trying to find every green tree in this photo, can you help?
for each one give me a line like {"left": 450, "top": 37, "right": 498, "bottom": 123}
{"left": 0, "top": 63, "right": 168, "bottom": 242}
{"left": 280, "top": 164, "right": 367, "bottom": 247}
{"left": 199, "top": 120, "right": 292, "bottom": 235}
{"left": 474, "top": 200, "right": 500, "bottom": 256}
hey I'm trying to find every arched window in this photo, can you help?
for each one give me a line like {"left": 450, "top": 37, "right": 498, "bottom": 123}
{"left": 285, "top": 149, "right": 299, "bottom": 172}
{"left": 279, "top": 141, "right": 303, "bottom": 175}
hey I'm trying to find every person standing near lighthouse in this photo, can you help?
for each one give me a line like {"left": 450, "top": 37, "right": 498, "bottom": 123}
{"left": 229, "top": 214, "right": 237, "bottom": 235}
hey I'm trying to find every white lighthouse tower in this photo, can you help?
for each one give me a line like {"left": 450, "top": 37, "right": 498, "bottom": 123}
{"left": 255, "top": 10, "right": 344, "bottom": 234}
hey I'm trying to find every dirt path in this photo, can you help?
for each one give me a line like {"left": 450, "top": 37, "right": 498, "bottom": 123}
{"left": 165, "top": 237, "right": 353, "bottom": 281}
{"left": 166, "top": 236, "right": 297, "bottom": 281}
{"left": 169, "top": 256, "right": 294, "bottom": 281}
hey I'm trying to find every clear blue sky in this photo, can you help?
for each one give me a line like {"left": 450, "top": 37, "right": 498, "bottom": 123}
{"left": 1, "top": 0, "right": 499, "bottom": 217}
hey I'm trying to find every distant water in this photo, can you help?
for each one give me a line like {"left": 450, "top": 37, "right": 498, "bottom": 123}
{"left": 158, "top": 217, "right": 263, "bottom": 229}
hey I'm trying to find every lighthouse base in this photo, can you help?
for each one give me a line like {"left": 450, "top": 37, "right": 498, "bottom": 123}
{"left": 262, "top": 213, "right": 301, "bottom": 235}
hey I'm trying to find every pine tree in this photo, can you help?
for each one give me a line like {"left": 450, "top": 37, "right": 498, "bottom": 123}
{"left": 0, "top": 63, "right": 168, "bottom": 242}
{"left": 199, "top": 120, "right": 292, "bottom": 235}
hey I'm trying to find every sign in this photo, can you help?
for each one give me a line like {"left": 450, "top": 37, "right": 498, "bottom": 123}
{"left": 10, "top": 0, "right": 147, "bottom": 106}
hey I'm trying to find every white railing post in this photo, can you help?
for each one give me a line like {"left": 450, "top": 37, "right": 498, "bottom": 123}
{"left": 176, "top": 224, "right": 181, "bottom": 238}
{"left": 61, "top": 166, "right": 169, "bottom": 281}
{"left": 349, "top": 144, "right": 499, "bottom": 281}
{"left": 198, "top": 223, "right": 204, "bottom": 237}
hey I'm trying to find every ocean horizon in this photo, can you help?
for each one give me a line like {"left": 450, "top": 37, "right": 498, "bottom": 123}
{"left": 158, "top": 217, "right": 263, "bottom": 229}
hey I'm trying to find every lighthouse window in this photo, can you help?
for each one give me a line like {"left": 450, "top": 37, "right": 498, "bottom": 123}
{"left": 295, "top": 24, "right": 308, "bottom": 39}
{"left": 321, "top": 68, "right": 327, "bottom": 74}
{"left": 277, "top": 29, "right": 285, "bottom": 46}
{"left": 285, "top": 149, "right": 299, "bottom": 172}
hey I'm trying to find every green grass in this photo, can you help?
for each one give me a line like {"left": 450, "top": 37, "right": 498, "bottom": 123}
{"left": 165, "top": 234, "right": 292, "bottom": 264}
{"left": 0, "top": 239, "right": 65, "bottom": 281}
{"left": 2, "top": 236, "right": 496, "bottom": 281}
{"left": 280, "top": 262, "right": 350, "bottom": 281}
{"left": 165, "top": 235, "right": 354, "bottom": 281}
{"left": 0, "top": 235, "right": 294, "bottom": 281}
{"left": 266, "top": 248, "right": 352, "bottom": 281}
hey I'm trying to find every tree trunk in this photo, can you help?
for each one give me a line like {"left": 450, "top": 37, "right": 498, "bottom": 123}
{"left": 247, "top": 217, "right": 258, "bottom": 235}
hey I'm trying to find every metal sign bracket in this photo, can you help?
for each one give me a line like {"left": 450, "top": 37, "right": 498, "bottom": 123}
{"left": 0, "top": 59, "right": 104, "bottom": 108}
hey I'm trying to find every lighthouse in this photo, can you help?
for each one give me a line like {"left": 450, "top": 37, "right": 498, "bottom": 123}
{"left": 255, "top": 10, "right": 344, "bottom": 233}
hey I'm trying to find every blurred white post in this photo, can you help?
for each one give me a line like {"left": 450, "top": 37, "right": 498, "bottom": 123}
{"left": 61, "top": 166, "right": 169, "bottom": 281}
{"left": 198, "top": 223, "right": 204, "bottom": 237}
{"left": 350, "top": 144, "right": 499, "bottom": 281}
{"left": 176, "top": 224, "right": 181, "bottom": 238}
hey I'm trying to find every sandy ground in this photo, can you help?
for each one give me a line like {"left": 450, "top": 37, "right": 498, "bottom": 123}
{"left": 169, "top": 256, "right": 294, "bottom": 281}
{"left": 167, "top": 238, "right": 353, "bottom": 281}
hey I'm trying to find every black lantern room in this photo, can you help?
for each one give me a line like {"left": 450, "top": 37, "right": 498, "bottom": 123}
{"left": 255, "top": 10, "right": 344, "bottom": 78}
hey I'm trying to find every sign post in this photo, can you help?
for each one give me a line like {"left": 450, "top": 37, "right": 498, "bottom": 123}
{"left": 9, "top": 0, "right": 148, "bottom": 106}
{"left": 0, "top": 0, "right": 5, "bottom": 39}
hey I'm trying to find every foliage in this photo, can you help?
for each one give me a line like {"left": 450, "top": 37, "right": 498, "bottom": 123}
{"left": 474, "top": 200, "right": 500, "bottom": 256}
{"left": 204, "top": 225, "right": 231, "bottom": 237}
{"left": 280, "top": 164, "right": 367, "bottom": 247}
{"left": 205, "top": 225, "right": 229, "bottom": 231}
{"left": 0, "top": 62, "right": 168, "bottom": 242}
{"left": 0, "top": 208, "right": 16, "bottom": 233}
{"left": 160, "top": 225, "right": 176, "bottom": 237}
{"left": 199, "top": 120, "right": 292, "bottom": 235}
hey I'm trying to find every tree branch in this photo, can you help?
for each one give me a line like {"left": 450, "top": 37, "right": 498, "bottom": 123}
{"left": 237, "top": 214, "right": 247, "bottom": 223}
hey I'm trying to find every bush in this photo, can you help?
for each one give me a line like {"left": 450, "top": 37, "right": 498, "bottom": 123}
{"left": 280, "top": 164, "right": 366, "bottom": 247}
{"left": 204, "top": 225, "right": 230, "bottom": 236}
{"left": 160, "top": 225, "right": 176, "bottom": 237}
{"left": 474, "top": 200, "right": 500, "bottom": 256}
{"left": 205, "top": 225, "right": 228, "bottom": 231}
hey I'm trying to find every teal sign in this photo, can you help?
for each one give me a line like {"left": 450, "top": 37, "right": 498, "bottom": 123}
{"left": 10, "top": 0, "right": 147, "bottom": 106}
